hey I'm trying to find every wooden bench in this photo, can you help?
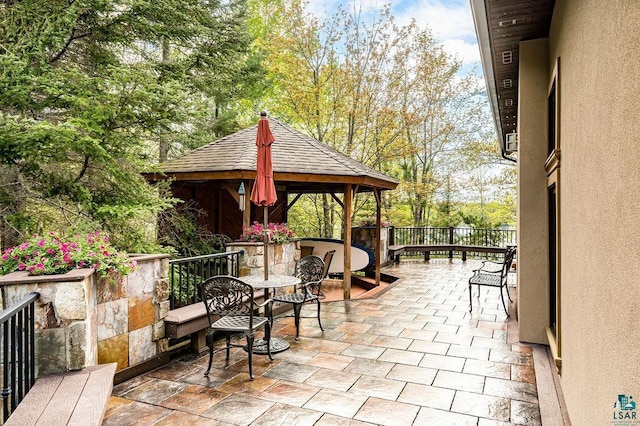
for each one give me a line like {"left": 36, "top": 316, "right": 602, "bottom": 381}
{"left": 6, "top": 363, "right": 116, "bottom": 426}
{"left": 165, "top": 303, "right": 211, "bottom": 353}
{"left": 165, "top": 294, "right": 272, "bottom": 354}
{"left": 389, "top": 244, "right": 507, "bottom": 263}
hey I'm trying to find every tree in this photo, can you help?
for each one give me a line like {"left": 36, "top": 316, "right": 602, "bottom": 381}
{"left": 0, "top": 0, "right": 261, "bottom": 250}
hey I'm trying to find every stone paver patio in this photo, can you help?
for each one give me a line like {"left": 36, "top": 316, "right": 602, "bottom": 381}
{"left": 103, "top": 259, "right": 544, "bottom": 425}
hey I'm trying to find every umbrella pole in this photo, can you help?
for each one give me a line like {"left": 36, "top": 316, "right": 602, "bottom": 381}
{"left": 263, "top": 206, "right": 269, "bottom": 281}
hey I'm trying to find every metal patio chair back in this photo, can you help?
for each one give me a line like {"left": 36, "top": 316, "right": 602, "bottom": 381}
{"left": 272, "top": 255, "right": 326, "bottom": 340}
{"left": 201, "top": 275, "right": 273, "bottom": 380}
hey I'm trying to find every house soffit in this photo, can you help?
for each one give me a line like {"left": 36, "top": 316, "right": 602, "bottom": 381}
{"left": 473, "top": 0, "right": 555, "bottom": 146}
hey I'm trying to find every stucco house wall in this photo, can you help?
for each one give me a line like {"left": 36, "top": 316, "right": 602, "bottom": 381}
{"left": 518, "top": 1, "right": 640, "bottom": 423}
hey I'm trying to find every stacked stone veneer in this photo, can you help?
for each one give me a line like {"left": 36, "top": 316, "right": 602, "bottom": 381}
{"left": 227, "top": 240, "right": 300, "bottom": 277}
{"left": 0, "top": 254, "right": 170, "bottom": 376}
{"left": 351, "top": 226, "right": 389, "bottom": 265}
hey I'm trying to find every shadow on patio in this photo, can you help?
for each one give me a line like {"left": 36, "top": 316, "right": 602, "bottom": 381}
{"left": 103, "top": 259, "right": 555, "bottom": 425}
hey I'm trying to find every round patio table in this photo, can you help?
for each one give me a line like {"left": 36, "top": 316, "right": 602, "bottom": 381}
{"left": 242, "top": 274, "right": 301, "bottom": 354}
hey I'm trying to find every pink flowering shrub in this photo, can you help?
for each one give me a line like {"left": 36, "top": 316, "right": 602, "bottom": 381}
{"left": 240, "top": 222, "right": 295, "bottom": 245}
{"left": 0, "top": 232, "right": 137, "bottom": 280}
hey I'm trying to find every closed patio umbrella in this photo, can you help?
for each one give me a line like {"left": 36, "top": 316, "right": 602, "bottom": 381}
{"left": 250, "top": 112, "right": 277, "bottom": 280}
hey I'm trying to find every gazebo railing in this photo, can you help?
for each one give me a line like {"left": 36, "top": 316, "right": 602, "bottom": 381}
{"left": 168, "top": 251, "right": 242, "bottom": 309}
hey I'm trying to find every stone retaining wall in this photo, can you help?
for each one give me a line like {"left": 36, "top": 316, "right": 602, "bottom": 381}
{"left": 0, "top": 254, "right": 170, "bottom": 376}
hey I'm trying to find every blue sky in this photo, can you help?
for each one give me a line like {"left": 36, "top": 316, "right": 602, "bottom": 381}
{"left": 307, "top": 0, "right": 481, "bottom": 69}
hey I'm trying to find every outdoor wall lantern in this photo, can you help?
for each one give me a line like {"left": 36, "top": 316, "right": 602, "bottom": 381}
{"left": 238, "top": 182, "right": 245, "bottom": 211}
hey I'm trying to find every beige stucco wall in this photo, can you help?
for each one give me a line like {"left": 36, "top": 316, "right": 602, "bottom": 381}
{"left": 517, "top": 39, "right": 550, "bottom": 345}
{"left": 530, "top": 1, "right": 640, "bottom": 424}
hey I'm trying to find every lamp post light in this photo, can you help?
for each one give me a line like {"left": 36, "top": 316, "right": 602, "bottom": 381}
{"left": 238, "top": 182, "right": 246, "bottom": 211}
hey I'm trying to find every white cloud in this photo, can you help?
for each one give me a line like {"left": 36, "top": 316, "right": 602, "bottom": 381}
{"left": 306, "top": 0, "right": 481, "bottom": 66}
{"left": 441, "top": 38, "right": 480, "bottom": 64}
{"left": 393, "top": 0, "right": 480, "bottom": 66}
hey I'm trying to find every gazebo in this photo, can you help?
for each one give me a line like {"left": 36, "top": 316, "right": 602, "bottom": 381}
{"left": 145, "top": 118, "right": 398, "bottom": 297}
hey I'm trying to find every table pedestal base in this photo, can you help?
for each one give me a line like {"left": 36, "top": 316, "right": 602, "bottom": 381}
{"left": 245, "top": 337, "right": 290, "bottom": 354}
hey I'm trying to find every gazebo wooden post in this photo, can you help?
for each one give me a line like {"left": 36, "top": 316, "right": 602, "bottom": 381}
{"left": 374, "top": 189, "right": 382, "bottom": 287}
{"left": 343, "top": 184, "right": 353, "bottom": 300}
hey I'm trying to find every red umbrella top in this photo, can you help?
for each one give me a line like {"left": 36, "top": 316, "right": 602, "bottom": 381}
{"left": 250, "top": 115, "right": 277, "bottom": 207}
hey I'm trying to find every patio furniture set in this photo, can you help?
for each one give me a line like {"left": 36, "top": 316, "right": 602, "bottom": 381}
{"left": 200, "top": 245, "right": 515, "bottom": 380}
{"left": 202, "top": 250, "right": 335, "bottom": 380}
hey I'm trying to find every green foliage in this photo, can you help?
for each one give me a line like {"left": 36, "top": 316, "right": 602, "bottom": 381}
{"left": 0, "top": 0, "right": 265, "bottom": 251}
{"left": 157, "top": 198, "right": 231, "bottom": 257}
{"left": 0, "top": 232, "right": 136, "bottom": 280}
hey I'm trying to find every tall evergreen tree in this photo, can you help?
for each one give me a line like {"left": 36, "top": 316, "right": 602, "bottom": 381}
{"left": 0, "top": 0, "right": 262, "bottom": 250}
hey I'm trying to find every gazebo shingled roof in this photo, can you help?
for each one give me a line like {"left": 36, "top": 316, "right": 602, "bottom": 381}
{"left": 146, "top": 118, "right": 398, "bottom": 193}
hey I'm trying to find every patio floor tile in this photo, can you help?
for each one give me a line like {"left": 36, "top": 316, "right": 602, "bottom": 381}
{"left": 511, "top": 363, "right": 537, "bottom": 384}
{"left": 303, "top": 388, "right": 368, "bottom": 418}
{"left": 343, "top": 358, "right": 395, "bottom": 377}
{"left": 257, "top": 380, "right": 320, "bottom": 407}
{"left": 463, "top": 358, "right": 512, "bottom": 380}
{"left": 353, "top": 397, "right": 420, "bottom": 426}
{"left": 370, "top": 335, "right": 413, "bottom": 350}
{"left": 483, "top": 376, "right": 539, "bottom": 403}
{"left": 314, "top": 413, "right": 377, "bottom": 425}
{"left": 200, "top": 394, "right": 273, "bottom": 426}
{"left": 511, "top": 399, "right": 543, "bottom": 425}
{"left": 103, "top": 399, "right": 173, "bottom": 425}
{"left": 152, "top": 410, "right": 223, "bottom": 425}
{"left": 419, "top": 353, "right": 465, "bottom": 372}
{"left": 451, "top": 390, "right": 511, "bottom": 422}
{"left": 304, "top": 368, "right": 361, "bottom": 391}
{"left": 305, "top": 352, "right": 355, "bottom": 370}
{"left": 447, "top": 343, "right": 491, "bottom": 360}
{"left": 340, "top": 344, "right": 385, "bottom": 360}
{"left": 396, "top": 383, "right": 455, "bottom": 410}
{"left": 120, "top": 378, "right": 189, "bottom": 405}
{"left": 378, "top": 347, "right": 424, "bottom": 365}
{"left": 347, "top": 375, "right": 406, "bottom": 400}
{"left": 414, "top": 407, "right": 479, "bottom": 425}
{"left": 107, "top": 260, "right": 548, "bottom": 425}
{"left": 158, "top": 384, "right": 228, "bottom": 415}
{"left": 407, "top": 339, "right": 450, "bottom": 355}
{"left": 251, "top": 402, "right": 323, "bottom": 426}
{"left": 386, "top": 363, "right": 437, "bottom": 385}
{"left": 432, "top": 370, "right": 486, "bottom": 393}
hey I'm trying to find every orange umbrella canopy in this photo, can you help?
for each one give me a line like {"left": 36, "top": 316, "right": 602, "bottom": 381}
{"left": 250, "top": 116, "right": 277, "bottom": 207}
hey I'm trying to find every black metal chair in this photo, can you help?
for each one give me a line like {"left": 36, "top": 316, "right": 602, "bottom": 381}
{"left": 202, "top": 276, "right": 273, "bottom": 380}
{"left": 272, "top": 255, "right": 326, "bottom": 340}
{"left": 468, "top": 245, "right": 517, "bottom": 316}
{"left": 317, "top": 250, "right": 336, "bottom": 300}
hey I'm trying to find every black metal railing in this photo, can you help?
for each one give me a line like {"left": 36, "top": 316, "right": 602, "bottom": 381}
{"left": 1, "top": 292, "right": 39, "bottom": 422}
{"left": 390, "top": 226, "right": 516, "bottom": 259}
{"left": 168, "top": 251, "right": 242, "bottom": 309}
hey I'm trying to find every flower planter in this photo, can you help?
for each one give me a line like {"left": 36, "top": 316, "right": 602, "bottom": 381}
{"left": 226, "top": 240, "right": 300, "bottom": 277}
{"left": 0, "top": 254, "right": 170, "bottom": 376}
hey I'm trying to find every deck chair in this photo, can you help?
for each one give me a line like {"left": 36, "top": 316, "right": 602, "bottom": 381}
{"left": 202, "top": 276, "right": 273, "bottom": 380}
{"left": 317, "top": 250, "right": 336, "bottom": 299}
{"left": 272, "top": 255, "right": 326, "bottom": 340}
{"left": 468, "top": 245, "right": 516, "bottom": 316}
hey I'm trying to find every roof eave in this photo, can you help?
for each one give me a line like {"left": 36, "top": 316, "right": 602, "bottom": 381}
{"left": 470, "top": 0, "right": 505, "bottom": 150}
{"left": 144, "top": 170, "right": 398, "bottom": 191}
